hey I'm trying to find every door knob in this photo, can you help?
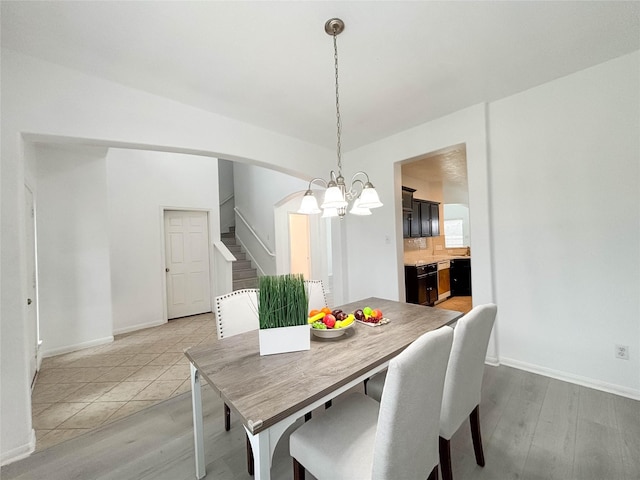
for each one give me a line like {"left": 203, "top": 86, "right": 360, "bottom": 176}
{"left": 165, "top": 268, "right": 170, "bottom": 272}
{"left": 27, "top": 298, "right": 32, "bottom": 305}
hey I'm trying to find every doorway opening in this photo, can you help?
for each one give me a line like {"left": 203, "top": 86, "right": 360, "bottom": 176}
{"left": 399, "top": 143, "right": 472, "bottom": 310}
{"left": 289, "top": 213, "right": 311, "bottom": 278}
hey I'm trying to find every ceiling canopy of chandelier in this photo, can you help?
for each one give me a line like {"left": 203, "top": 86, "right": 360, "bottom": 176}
{"left": 298, "top": 18, "right": 382, "bottom": 219}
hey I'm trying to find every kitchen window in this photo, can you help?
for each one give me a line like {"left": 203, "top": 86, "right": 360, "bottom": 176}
{"left": 444, "top": 218, "right": 464, "bottom": 247}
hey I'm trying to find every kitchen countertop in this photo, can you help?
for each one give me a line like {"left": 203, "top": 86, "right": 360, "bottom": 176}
{"left": 404, "top": 255, "right": 471, "bottom": 267}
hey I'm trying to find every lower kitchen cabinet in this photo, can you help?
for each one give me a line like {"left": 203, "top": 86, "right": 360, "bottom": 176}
{"left": 450, "top": 258, "right": 472, "bottom": 296}
{"left": 405, "top": 263, "right": 438, "bottom": 306}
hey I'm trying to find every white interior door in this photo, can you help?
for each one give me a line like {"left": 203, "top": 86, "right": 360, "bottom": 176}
{"left": 289, "top": 213, "right": 311, "bottom": 278}
{"left": 24, "top": 186, "right": 39, "bottom": 386}
{"left": 164, "top": 210, "right": 212, "bottom": 319}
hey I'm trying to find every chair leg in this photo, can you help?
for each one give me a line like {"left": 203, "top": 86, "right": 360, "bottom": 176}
{"left": 469, "top": 404, "right": 485, "bottom": 467}
{"left": 427, "top": 464, "right": 439, "bottom": 480}
{"left": 246, "top": 434, "right": 254, "bottom": 476}
{"left": 363, "top": 377, "right": 369, "bottom": 395}
{"left": 325, "top": 400, "right": 332, "bottom": 409}
{"left": 293, "top": 457, "right": 305, "bottom": 480}
{"left": 439, "top": 436, "right": 453, "bottom": 480}
{"left": 224, "top": 403, "right": 231, "bottom": 431}
{"left": 304, "top": 412, "right": 312, "bottom": 422}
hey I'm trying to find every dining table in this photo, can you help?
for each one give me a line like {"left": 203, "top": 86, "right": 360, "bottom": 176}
{"left": 184, "top": 296, "right": 464, "bottom": 480}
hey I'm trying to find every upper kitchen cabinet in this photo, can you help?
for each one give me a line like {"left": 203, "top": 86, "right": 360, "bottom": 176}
{"left": 429, "top": 202, "right": 440, "bottom": 237}
{"left": 403, "top": 194, "right": 440, "bottom": 238}
{"left": 402, "top": 187, "right": 415, "bottom": 238}
{"left": 402, "top": 186, "right": 415, "bottom": 211}
{"left": 418, "top": 200, "right": 440, "bottom": 237}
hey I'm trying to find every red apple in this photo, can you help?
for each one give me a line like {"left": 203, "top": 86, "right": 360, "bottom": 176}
{"left": 323, "top": 314, "right": 336, "bottom": 328}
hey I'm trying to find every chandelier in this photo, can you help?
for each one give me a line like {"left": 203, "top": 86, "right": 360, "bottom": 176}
{"left": 298, "top": 18, "right": 382, "bottom": 218}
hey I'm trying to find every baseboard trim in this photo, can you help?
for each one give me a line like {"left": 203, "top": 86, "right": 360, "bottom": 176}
{"left": 485, "top": 355, "right": 500, "bottom": 367}
{"left": 500, "top": 356, "right": 640, "bottom": 401}
{"left": 113, "top": 319, "right": 166, "bottom": 336}
{"left": 42, "top": 336, "right": 114, "bottom": 358}
{"left": 1, "top": 429, "right": 35, "bottom": 466}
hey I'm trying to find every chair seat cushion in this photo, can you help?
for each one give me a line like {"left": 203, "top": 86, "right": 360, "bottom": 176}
{"left": 290, "top": 392, "right": 380, "bottom": 480}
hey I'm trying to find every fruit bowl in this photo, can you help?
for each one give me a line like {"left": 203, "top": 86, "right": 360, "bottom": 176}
{"left": 310, "top": 323, "right": 353, "bottom": 339}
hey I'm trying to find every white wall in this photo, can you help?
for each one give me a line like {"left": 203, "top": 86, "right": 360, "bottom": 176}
{"left": 488, "top": 51, "right": 640, "bottom": 396}
{"left": 0, "top": 49, "right": 332, "bottom": 464}
{"left": 232, "top": 161, "right": 308, "bottom": 275}
{"left": 218, "top": 159, "right": 235, "bottom": 234}
{"left": 343, "top": 104, "right": 493, "bottom": 312}
{"left": 344, "top": 51, "right": 640, "bottom": 397}
{"left": 35, "top": 144, "right": 114, "bottom": 356}
{"left": 106, "top": 149, "right": 220, "bottom": 334}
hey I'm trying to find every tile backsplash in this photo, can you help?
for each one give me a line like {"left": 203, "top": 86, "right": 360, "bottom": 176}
{"left": 404, "top": 236, "right": 431, "bottom": 252}
{"left": 404, "top": 235, "right": 470, "bottom": 263}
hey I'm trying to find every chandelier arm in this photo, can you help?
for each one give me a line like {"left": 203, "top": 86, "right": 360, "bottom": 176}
{"left": 345, "top": 178, "right": 365, "bottom": 200}
{"left": 307, "top": 177, "right": 329, "bottom": 189}
{"left": 350, "top": 171, "right": 371, "bottom": 185}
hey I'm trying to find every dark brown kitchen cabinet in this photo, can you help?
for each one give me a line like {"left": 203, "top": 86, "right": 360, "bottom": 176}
{"left": 405, "top": 263, "right": 438, "bottom": 306}
{"left": 450, "top": 258, "right": 472, "bottom": 296}
{"left": 410, "top": 201, "right": 421, "bottom": 237}
{"left": 407, "top": 200, "right": 440, "bottom": 238}
{"left": 429, "top": 202, "right": 440, "bottom": 236}
{"left": 401, "top": 187, "right": 440, "bottom": 238}
{"left": 402, "top": 187, "right": 416, "bottom": 238}
{"left": 402, "top": 186, "right": 415, "bottom": 212}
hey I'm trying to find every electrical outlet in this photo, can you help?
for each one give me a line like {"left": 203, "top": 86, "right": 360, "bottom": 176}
{"left": 615, "top": 344, "right": 629, "bottom": 360}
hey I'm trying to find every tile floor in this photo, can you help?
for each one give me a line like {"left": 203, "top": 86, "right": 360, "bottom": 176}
{"left": 434, "top": 295, "right": 473, "bottom": 314}
{"left": 32, "top": 313, "right": 216, "bottom": 451}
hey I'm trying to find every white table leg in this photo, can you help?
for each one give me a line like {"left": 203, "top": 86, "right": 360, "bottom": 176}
{"left": 246, "top": 429, "right": 271, "bottom": 480}
{"left": 190, "top": 362, "right": 206, "bottom": 479}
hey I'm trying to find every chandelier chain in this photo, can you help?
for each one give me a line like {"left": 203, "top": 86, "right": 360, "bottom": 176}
{"left": 333, "top": 32, "right": 342, "bottom": 176}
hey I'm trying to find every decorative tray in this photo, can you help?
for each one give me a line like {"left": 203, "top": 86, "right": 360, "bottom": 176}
{"left": 355, "top": 318, "right": 390, "bottom": 327}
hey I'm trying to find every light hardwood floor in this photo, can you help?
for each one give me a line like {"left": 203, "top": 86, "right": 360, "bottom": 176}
{"left": 3, "top": 364, "right": 638, "bottom": 480}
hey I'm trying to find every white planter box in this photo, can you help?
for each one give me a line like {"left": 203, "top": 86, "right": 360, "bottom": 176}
{"left": 258, "top": 324, "right": 310, "bottom": 356}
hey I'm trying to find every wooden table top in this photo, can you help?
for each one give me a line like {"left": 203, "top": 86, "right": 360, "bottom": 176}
{"left": 185, "top": 297, "right": 463, "bottom": 434}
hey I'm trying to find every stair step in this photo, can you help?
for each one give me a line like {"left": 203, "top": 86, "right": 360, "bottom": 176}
{"left": 233, "top": 277, "right": 259, "bottom": 290}
{"left": 233, "top": 259, "right": 252, "bottom": 270}
{"left": 221, "top": 232, "right": 235, "bottom": 239}
{"left": 226, "top": 244, "right": 242, "bottom": 252}
{"left": 233, "top": 252, "right": 246, "bottom": 261}
{"left": 233, "top": 269, "right": 257, "bottom": 280}
{"left": 221, "top": 236, "right": 236, "bottom": 246}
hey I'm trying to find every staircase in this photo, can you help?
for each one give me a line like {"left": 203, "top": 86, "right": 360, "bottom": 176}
{"left": 221, "top": 227, "right": 259, "bottom": 290}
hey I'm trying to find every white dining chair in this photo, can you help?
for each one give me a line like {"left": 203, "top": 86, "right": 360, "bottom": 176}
{"left": 365, "top": 304, "right": 497, "bottom": 480}
{"left": 304, "top": 279, "right": 327, "bottom": 312}
{"left": 304, "top": 279, "right": 331, "bottom": 412}
{"left": 438, "top": 303, "right": 496, "bottom": 480}
{"left": 214, "top": 288, "right": 259, "bottom": 475}
{"left": 289, "top": 325, "right": 454, "bottom": 480}
{"left": 215, "top": 288, "right": 259, "bottom": 341}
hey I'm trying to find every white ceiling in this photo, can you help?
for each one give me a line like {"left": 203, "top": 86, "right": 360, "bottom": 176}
{"left": 2, "top": 1, "right": 639, "bottom": 153}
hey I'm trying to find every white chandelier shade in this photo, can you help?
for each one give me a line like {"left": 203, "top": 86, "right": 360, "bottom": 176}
{"left": 321, "top": 185, "right": 348, "bottom": 209}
